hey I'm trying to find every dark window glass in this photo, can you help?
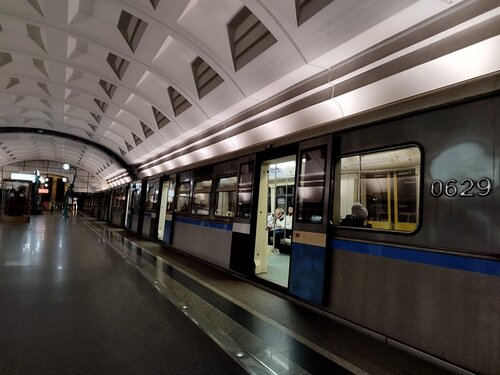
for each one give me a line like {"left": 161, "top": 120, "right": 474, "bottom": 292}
{"left": 215, "top": 176, "right": 237, "bottom": 217}
{"left": 192, "top": 179, "right": 212, "bottom": 215}
{"left": 146, "top": 178, "right": 159, "bottom": 210}
{"left": 130, "top": 183, "right": 141, "bottom": 209}
{"left": 166, "top": 177, "right": 176, "bottom": 212}
{"left": 237, "top": 162, "right": 254, "bottom": 218}
{"left": 175, "top": 181, "right": 191, "bottom": 213}
{"left": 112, "top": 187, "right": 126, "bottom": 208}
{"left": 296, "top": 146, "right": 327, "bottom": 224}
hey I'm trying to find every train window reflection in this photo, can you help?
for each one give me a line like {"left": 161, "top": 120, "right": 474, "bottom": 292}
{"left": 237, "top": 162, "right": 254, "bottom": 219}
{"left": 215, "top": 176, "right": 237, "bottom": 217}
{"left": 175, "top": 181, "right": 191, "bottom": 213}
{"left": 333, "top": 146, "right": 420, "bottom": 232}
{"left": 192, "top": 179, "right": 212, "bottom": 215}
{"left": 146, "top": 178, "right": 159, "bottom": 210}
{"left": 166, "top": 177, "right": 176, "bottom": 212}
{"left": 130, "top": 183, "right": 142, "bottom": 209}
{"left": 112, "top": 187, "right": 126, "bottom": 208}
{"left": 297, "top": 146, "right": 326, "bottom": 224}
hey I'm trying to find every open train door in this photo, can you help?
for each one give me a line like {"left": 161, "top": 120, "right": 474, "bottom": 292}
{"left": 288, "top": 135, "right": 332, "bottom": 305}
{"left": 252, "top": 154, "right": 296, "bottom": 288}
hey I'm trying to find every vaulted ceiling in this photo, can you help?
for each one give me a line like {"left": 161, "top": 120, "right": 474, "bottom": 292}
{"left": 1, "top": 0, "right": 499, "bottom": 191}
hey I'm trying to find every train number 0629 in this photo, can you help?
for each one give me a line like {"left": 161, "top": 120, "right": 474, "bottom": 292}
{"left": 430, "top": 178, "right": 492, "bottom": 197}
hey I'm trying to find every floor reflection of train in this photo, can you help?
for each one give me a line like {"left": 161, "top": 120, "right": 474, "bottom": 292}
{"left": 83, "top": 93, "right": 500, "bottom": 374}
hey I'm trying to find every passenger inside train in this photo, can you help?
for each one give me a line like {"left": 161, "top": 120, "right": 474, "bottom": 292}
{"left": 285, "top": 206, "right": 293, "bottom": 234}
{"left": 340, "top": 202, "right": 369, "bottom": 227}
{"left": 268, "top": 207, "right": 285, "bottom": 254}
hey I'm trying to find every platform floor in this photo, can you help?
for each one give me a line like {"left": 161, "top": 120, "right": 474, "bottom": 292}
{"left": 0, "top": 213, "right": 460, "bottom": 374}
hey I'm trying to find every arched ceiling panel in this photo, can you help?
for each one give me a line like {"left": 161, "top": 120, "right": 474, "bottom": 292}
{"left": 1, "top": 0, "right": 499, "bottom": 188}
{"left": 0, "top": 133, "right": 130, "bottom": 189}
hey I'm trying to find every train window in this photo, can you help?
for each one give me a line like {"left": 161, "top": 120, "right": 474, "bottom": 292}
{"left": 145, "top": 178, "right": 159, "bottom": 210}
{"left": 192, "top": 178, "right": 212, "bottom": 215}
{"left": 166, "top": 177, "right": 176, "bottom": 212}
{"left": 175, "top": 181, "right": 191, "bottom": 213}
{"left": 130, "top": 183, "right": 142, "bottom": 209}
{"left": 237, "top": 161, "right": 254, "bottom": 218}
{"left": 112, "top": 187, "right": 126, "bottom": 208}
{"left": 297, "top": 146, "right": 327, "bottom": 224}
{"left": 215, "top": 176, "right": 237, "bottom": 217}
{"left": 333, "top": 146, "right": 421, "bottom": 232}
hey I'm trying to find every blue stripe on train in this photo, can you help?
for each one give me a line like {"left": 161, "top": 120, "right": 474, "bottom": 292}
{"left": 332, "top": 239, "right": 500, "bottom": 277}
{"left": 175, "top": 216, "right": 233, "bottom": 231}
{"left": 289, "top": 242, "right": 326, "bottom": 305}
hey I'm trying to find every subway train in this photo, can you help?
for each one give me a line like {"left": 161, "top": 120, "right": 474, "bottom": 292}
{"left": 83, "top": 90, "right": 500, "bottom": 375}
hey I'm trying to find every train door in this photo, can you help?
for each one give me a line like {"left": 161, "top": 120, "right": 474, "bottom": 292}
{"left": 110, "top": 186, "right": 127, "bottom": 226}
{"left": 229, "top": 158, "right": 256, "bottom": 276}
{"left": 288, "top": 136, "right": 332, "bottom": 305}
{"left": 157, "top": 175, "right": 176, "bottom": 244}
{"left": 254, "top": 155, "right": 296, "bottom": 288}
{"left": 142, "top": 178, "right": 159, "bottom": 238}
{"left": 104, "top": 190, "right": 113, "bottom": 221}
{"left": 125, "top": 181, "right": 141, "bottom": 231}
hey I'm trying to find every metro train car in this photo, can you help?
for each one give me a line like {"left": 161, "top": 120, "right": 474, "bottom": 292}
{"left": 83, "top": 91, "right": 500, "bottom": 374}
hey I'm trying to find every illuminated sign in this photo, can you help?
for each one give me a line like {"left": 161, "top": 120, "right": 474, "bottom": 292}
{"left": 10, "top": 173, "right": 36, "bottom": 182}
{"left": 38, "top": 188, "right": 49, "bottom": 194}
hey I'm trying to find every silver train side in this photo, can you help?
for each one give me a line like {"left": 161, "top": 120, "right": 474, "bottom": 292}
{"left": 84, "top": 93, "right": 500, "bottom": 375}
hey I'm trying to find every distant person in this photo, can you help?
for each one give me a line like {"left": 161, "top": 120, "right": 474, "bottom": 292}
{"left": 340, "top": 202, "right": 369, "bottom": 227}
{"left": 72, "top": 197, "right": 78, "bottom": 213}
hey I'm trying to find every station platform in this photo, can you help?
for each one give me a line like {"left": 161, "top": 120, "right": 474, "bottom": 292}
{"left": 0, "top": 212, "right": 464, "bottom": 374}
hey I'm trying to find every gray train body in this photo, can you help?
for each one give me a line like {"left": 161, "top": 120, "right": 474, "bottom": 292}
{"left": 328, "top": 95, "right": 499, "bottom": 374}
{"left": 86, "top": 93, "right": 500, "bottom": 374}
